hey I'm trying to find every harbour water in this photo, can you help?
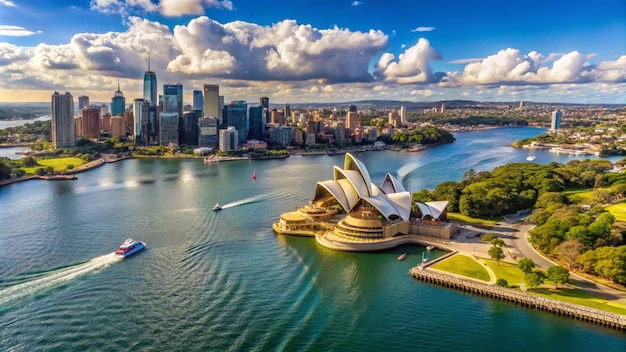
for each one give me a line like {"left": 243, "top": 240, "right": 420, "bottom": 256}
{"left": 1, "top": 127, "right": 625, "bottom": 351}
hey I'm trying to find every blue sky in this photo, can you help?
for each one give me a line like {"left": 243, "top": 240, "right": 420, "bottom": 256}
{"left": 0, "top": 0, "right": 625, "bottom": 104}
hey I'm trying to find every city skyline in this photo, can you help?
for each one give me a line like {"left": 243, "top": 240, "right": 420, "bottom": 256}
{"left": 0, "top": 0, "right": 625, "bottom": 104}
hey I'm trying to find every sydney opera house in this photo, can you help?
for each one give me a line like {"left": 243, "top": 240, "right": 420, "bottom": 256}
{"left": 273, "top": 153, "right": 457, "bottom": 251}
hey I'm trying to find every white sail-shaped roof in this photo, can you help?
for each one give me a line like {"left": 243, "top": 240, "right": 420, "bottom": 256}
{"left": 362, "top": 196, "right": 401, "bottom": 220}
{"left": 315, "top": 180, "right": 350, "bottom": 212}
{"left": 334, "top": 167, "right": 370, "bottom": 198}
{"left": 380, "top": 173, "right": 406, "bottom": 194}
{"left": 344, "top": 154, "right": 372, "bottom": 195}
{"left": 311, "top": 153, "right": 414, "bottom": 221}
{"left": 415, "top": 201, "right": 448, "bottom": 220}
{"left": 385, "top": 192, "right": 412, "bottom": 220}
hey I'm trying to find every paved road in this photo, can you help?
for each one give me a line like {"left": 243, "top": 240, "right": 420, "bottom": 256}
{"left": 452, "top": 217, "right": 626, "bottom": 305}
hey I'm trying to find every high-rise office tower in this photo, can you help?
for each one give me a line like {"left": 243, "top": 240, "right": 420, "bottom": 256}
{"left": 198, "top": 117, "right": 218, "bottom": 148}
{"left": 133, "top": 98, "right": 145, "bottom": 144}
{"left": 163, "top": 83, "right": 183, "bottom": 118}
{"left": 284, "top": 104, "right": 291, "bottom": 122}
{"left": 193, "top": 90, "right": 203, "bottom": 112}
{"left": 219, "top": 126, "right": 238, "bottom": 151}
{"left": 248, "top": 106, "right": 264, "bottom": 140}
{"left": 159, "top": 112, "right": 179, "bottom": 146}
{"left": 224, "top": 101, "right": 248, "bottom": 144}
{"left": 182, "top": 110, "right": 199, "bottom": 146}
{"left": 218, "top": 95, "right": 225, "bottom": 125}
{"left": 163, "top": 83, "right": 183, "bottom": 144}
{"left": 82, "top": 105, "right": 101, "bottom": 138}
{"left": 143, "top": 56, "right": 157, "bottom": 107}
{"left": 78, "top": 95, "right": 89, "bottom": 111}
{"left": 348, "top": 104, "right": 357, "bottom": 113}
{"left": 260, "top": 96, "right": 269, "bottom": 124}
{"left": 140, "top": 100, "right": 158, "bottom": 145}
{"left": 203, "top": 84, "right": 219, "bottom": 118}
{"left": 551, "top": 110, "right": 562, "bottom": 130}
{"left": 51, "top": 91, "right": 75, "bottom": 148}
{"left": 111, "top": 78, "right": 125, "bottom": 116}
{"left": 346, "top": 111, "right": 359, "bottom": 130}
{"left": 400, "top": 106, "right": 406, "bottom": 124}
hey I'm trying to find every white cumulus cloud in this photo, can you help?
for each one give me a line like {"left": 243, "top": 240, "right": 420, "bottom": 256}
{"left": 375, "top": 38, "right": 444, "bottom": 84}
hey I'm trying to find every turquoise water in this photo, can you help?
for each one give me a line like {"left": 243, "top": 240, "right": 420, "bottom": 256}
{"left": 1, "top": 127, "right": 625, "bottom": 351}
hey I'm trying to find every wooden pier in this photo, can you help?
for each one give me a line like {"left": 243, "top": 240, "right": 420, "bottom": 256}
{"left": 409, "top": 266, "right": 626, "bottom": 330}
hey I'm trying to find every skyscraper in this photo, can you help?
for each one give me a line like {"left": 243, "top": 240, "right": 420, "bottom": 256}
{"left": 78, "top": 95, "right": 89, "bottom": 111}
{"left": 203, "top": 84, "right": 219, "bottom": 118}
{"left": 198, "top": 117, "right": 218, "bottom": 148}
{"left": 400, "top": 106, "right": 406, "bottom": 124}
{"left": 111, "top": 78, "right": 125, "bottom": 116}
{"left": 193, "top": 90, "right": 203, "bottom": 112}
{"left": 248, "top": 106, "right": 264, "bottom": 140}
{"left": 219, "top": 126, "right": 238, "bottom": 151}
{"left": 82, "top": 105, "right": 100, "bottom": 138}
{"left": 143, "top": 57, "right": 157, "bottom": 107}
{"left": 551, "top": 109, "right": 562, "bottom": 130}
{"left": 260, "top": 96, "right": 269, "bottom": 124}
{"left": 51, "top": 91, "right": 75, "bottom": 148}
{"left": 133, "top": 98, "right": 145, "bottom": 144}
{"left": 163, "top": 83, "right": 183, "bottom": 118}
{"left": 224, "top": 101, "right": 248, "bottom": 144}
{"left": 159, "top": 112, "right": 179, "bottom": 146}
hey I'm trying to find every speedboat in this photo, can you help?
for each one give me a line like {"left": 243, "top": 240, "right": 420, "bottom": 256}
{"left": 115, "top": 238, "right": 146, "bottom": 257}
{"left": 212, "top": 203, "right": 222, "bottom": 211}
{"left": 398, "top": 253, "right": 408, "bottom": 261}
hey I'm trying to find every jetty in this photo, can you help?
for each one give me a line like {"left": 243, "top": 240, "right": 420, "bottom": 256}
{"left": 409, "top": 266, "right": 626, "bottom": 330}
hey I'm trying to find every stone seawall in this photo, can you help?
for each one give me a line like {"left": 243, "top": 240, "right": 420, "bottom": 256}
{"left": 409, "top": 266, "right": 626, "bottom": 330}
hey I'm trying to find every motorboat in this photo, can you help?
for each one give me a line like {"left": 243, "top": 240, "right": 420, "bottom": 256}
{"left": 408, "top": 144, "right": 426, "bottom": 152}
{"left": 115, "top": 238, "right": 146, "bottom": 258}
{"left": 427, "top": 245, "right": 435, "bottom": 251}
{"left": 526, "top": 155, "right": 536, "bottom": 161}
{"left": 212, "top": 203, "right": 222, "bottom": 211}
{"left": 398, "top": 253, "right": 408, "bottom": 261}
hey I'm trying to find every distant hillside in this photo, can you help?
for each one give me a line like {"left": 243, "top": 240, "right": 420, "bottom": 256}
{"left": 0, "top": 104, "right": 50, "bottom": 120}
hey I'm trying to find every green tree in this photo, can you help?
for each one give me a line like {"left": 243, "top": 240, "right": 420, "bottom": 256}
{"left": 488, "top": 246, "right": 505, "bottom": 266}
{"left": 490, "top": 238, "right": 505, "bottom": 248}
{"left": 518, "top": 258, "right": 536, "bottom": 273}
{"left": 495, "top": 278, "right": 508, "bottom": 287}
{"left": 555, "top": 239, "right": 584, "bottom": 269}
{"left": 524, "top": 271, "right": 545, "bottom": 290}
{"left": 546, "top": 265, "right": 570, "bottom": 289}
{"left": 21, "top": 155, "right": 38, "bottom": 167}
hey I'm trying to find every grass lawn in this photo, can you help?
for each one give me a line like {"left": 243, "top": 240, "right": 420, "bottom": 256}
{"left": 21, "top": 157, "right": 85, "bottom": 174}
{"left": 606, "top": 201, "right": 626, "bottom": 222}
{"left": 483, "top": 259, "right": 525, "bottom": 288}
{"left": 431, "top": 253, "right": 491, "bottom": 282}
{"left": 532, "top": 287, "right": 626, "bottom": 316}
{"left": 448, "top": 213, "right": 499, "bottom": 226}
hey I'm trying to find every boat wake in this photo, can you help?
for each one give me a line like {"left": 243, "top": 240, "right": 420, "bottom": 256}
{"left": 0, "top": 253, "right": 122, "bottom": 307}
{"left": 220, "top": 193, "right": 271, "bottom": 209}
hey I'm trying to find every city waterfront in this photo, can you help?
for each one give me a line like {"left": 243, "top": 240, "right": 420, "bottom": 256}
{"left": 1, "top": 127, "right": 626, "bottom": 351}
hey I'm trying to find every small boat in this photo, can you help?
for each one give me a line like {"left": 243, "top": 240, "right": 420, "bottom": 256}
{"left": 252, "top": 170, "right": 256, "bottom": 181}
{"left": 408, "top": 144, "right": 426, "bottom": 152}
{"left": 526, "top": 155, "right": 536, "bottom": 161}
{"left": 115, "top": 238, "right": 146, "bottom": 257}
{"left": 212, "top": 203, "right": 222, "bottom": 211}
{"left": 398, "top": 253, "right": 408, "bottom": 261}
{"left": 427, "top": 245, "right": 434, "bottom": 251}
